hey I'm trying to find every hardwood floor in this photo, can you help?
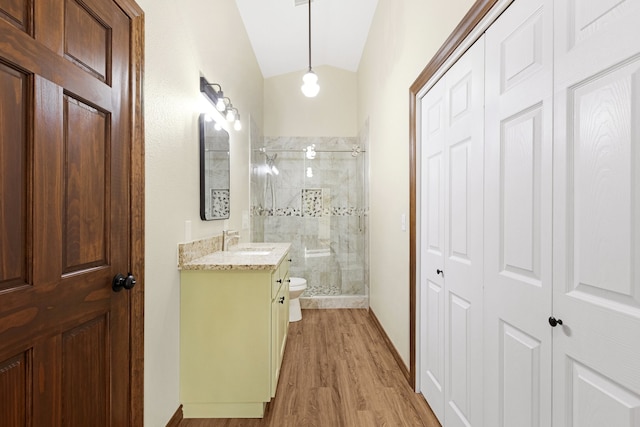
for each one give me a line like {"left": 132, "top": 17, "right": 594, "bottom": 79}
{"left": 179, "top": 309, "right": 440, "bottom": 427}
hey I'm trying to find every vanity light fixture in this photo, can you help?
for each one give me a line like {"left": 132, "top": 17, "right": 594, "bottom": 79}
{"left": 225, "top": 106, "right": 236, "bottom": 122}
{"left": 216, "top": 96, "right": 229, "bottom": 112}
{"left": 200, "top": 79, "right": 224, "bottom": 109}
{"left": 200, "top": 76, "right": 242, "bottom": 131}
{"left": 301, "top": 0, "right": 320, "bottom": 97}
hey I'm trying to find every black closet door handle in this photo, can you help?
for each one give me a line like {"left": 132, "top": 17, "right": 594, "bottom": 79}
{"left": 548, "top": 317, "right": 563, "bottom": 327}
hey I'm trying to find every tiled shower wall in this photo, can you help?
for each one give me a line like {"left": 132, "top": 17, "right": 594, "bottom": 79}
{"left": 250, "top": 125, "right": 369, "bottom": 302}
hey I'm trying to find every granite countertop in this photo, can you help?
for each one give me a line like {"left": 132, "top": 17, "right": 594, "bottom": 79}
{"left": 179, "top": 242, "right": 291, "bottom": 271}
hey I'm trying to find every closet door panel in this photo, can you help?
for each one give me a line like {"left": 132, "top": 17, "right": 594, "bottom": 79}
{"left": 419, "top": 76, "right": 447, "bottom": 422}
{"left": 484, "top": 0, "right": 553, "bottom": 426}
{"left": 443, "top": 36, "right": 485, "bottom": 427}
{"left": 553, "top": 0, "right": 640, "bottom": 425}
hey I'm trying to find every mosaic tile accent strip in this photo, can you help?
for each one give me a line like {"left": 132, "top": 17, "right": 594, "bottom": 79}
{"left": 302, "top": 189, "right": 323, "bottom": 217}
{"left": 251, "top": 205, "right": 366, "bottom": 217}
{"left": 211, "top": 189, "right": 230, "bottom": 218}
{"left": 274, "top": 207, "right": 301, "bottom": 217}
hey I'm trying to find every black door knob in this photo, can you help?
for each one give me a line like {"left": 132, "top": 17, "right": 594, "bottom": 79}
{"left": 548, "top": 317, "right": 563, "bottom": 327}
{"left": 112, "top": 272, "right": 136, "bottom": 292}
{"left": 436, "top": 269, "right": 444, "bottom": 277}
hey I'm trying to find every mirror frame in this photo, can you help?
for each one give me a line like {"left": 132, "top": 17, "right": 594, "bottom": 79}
{"left": 199, "top": 113, "right": 230, "bottom": 220}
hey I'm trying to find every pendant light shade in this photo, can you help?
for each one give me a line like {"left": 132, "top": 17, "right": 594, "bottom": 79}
{"left": 301, "top": 69, "right": 320, "bottom": 97}
{"left": 301, "top": 0, "right": 319, "bottom": 97}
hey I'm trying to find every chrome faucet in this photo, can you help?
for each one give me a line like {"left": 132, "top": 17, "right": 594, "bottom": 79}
{"left": 222, "top": 229, "right": 238, "bottom": 251}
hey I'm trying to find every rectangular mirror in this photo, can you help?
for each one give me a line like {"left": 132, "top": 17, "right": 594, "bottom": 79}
{"left": 199, "top": 113, "right": 230, "bottom": 220}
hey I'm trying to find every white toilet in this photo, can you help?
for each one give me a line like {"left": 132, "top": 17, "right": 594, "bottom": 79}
{"left": 288, "top": 277, "right": 307, "bottom": 322}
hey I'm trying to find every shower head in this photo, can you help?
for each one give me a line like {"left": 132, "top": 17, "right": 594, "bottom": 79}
{"left": 265, "top": 153, "right": 279, "bottom": 175}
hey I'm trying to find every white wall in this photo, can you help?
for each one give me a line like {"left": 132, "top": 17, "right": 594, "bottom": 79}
{"left": 358, "top": 0, "right": 474, "bottom": 366}
{"left": 264, "top": 65, "right": 358, "bottom": 137}
{"left": 138, "top": 0, "right": 476, "bottom": 422}
{"left": 137, "top": 0, "right": 263, "bottom": 425}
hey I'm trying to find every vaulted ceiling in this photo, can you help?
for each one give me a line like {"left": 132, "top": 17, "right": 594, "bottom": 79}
{"left": 234, "top": 0, "right": 379, "bottom": 78}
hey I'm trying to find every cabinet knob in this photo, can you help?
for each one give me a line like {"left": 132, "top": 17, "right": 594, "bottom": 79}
{"left": 277, "top": 279, "right": 282, "bottom": 283}
{"left": 288, "top": 258, "right": 292, "bottom": 262}
{"left": 279, "top": 296, "right": 285, "bottom": 304}
{"left": 436, "top": 269, "right": 444, "bottom": 277}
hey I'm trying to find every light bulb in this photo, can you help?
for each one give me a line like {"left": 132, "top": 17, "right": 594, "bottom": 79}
{"left": 226, "top": 108, "right": 235, "bottom": 121}
{"left": 303, "top": 70, "right": 318, "bottom": 84}
{"left": 234, "top": 118, "right": 242, "bottom": 131}
{"left": 215, "top": 97, "right": 226, "bottom": 111}
{"left": 301, "top": 70, "right": 320, "bottom": 97}
{"left": 214, "top": 122, "right": 222, "bottom": 131}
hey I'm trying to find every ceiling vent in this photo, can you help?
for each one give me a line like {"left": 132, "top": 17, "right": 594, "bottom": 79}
{"left": 294, "top": 0, "right": 315, "bottom": 6}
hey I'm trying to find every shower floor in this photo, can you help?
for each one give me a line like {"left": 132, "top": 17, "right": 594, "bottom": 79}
{"left": 303, "top": 282, "right": 341, "bottom": 296}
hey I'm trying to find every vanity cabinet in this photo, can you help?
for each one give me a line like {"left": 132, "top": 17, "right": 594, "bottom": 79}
{"left": 180, "top": 252, "right": 290, "bottom": 419}
{"left": 271, "top": 259, "right": 290, "bottom": 397}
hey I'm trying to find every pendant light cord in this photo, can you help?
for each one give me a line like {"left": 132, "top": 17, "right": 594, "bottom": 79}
{"left": 308, "top": 0, "right": 312, "bottom": 71}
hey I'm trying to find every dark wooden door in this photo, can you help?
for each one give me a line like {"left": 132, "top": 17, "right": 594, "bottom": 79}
{"left": 0, "top": 0, "right": 140, "bottom": 425}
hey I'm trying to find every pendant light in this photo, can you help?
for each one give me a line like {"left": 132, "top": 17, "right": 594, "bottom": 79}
{"left": 301, "top": 0, "right": 320, "bottom": 97}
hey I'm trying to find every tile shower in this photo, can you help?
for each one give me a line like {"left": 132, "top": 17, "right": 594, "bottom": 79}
{"left": 250, "top": 126, "right": 369, "bottom": 308}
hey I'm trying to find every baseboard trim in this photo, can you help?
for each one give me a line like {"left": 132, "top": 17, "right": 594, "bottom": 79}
{"left": 166, "top": 404, "right": 183, "bottom": 427}
{"left": 368, "top": 308, "right": 411, "bottom": 384}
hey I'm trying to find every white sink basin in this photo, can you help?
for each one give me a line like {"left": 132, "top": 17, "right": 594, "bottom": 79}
{"left": 232, "top": 250, "right": 272, "bottom": 256}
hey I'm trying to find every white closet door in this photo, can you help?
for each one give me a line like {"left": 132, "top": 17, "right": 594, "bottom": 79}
{"left": 419, "top": 36, "right": 485, "bottom": 427}
{"left": 420, "top": 75, "right": 447, "bottom": 422}
{"left": 483, "top": 0, "right": 554, "bottom": 426}
{"left": 553, "top": 0, "right": 640, "bottom": 425}
{"left": 443, "top": 36, "right": 485, "bottom": 427}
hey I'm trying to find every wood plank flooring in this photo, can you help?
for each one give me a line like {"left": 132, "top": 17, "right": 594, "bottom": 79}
{"left": 179, "top": 309, "right": 440, "bottom": 427}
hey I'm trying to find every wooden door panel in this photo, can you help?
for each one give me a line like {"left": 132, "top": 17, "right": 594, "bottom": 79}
{"left": 0, "top": 0, "right": 31, "bottom": 33}
{"left": 62, "top": 316, "right": 109, "bottom": 426}
{"left": 64, "top": 0, "right": 110, "bottom": 81}
{"left": 63, "top": 95, "right": 109, "bottom": 273}
{"left": 0, "top": 351, "right": 30, "bottom": 427}
{"left": 0, "top": 61, "right": 29, "bottom": 292}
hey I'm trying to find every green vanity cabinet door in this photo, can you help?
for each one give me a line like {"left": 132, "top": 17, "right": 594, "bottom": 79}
{"left": 180, "top": 261, "right": 287, "bottom": 419}
{"left": 270, "top": 255, "right": 291, "bottom": 397}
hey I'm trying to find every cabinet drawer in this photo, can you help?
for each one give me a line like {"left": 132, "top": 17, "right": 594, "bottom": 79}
{"left": 271, "top": 270, "right": 283, "bottom": 298}
{"left": 271, "top": 252, "right": 290, "bottom": 298}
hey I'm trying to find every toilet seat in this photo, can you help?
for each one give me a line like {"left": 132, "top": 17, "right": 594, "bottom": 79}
{"left": 289, "top": 277, "right": 307, "bottom": 290}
